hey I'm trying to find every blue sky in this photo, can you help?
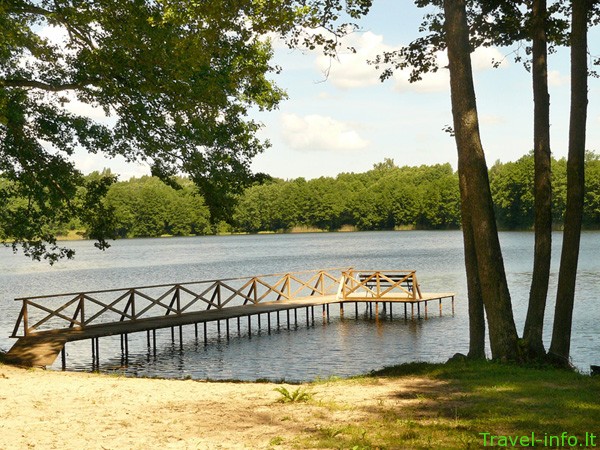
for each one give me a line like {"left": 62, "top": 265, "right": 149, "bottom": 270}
{"left": 72, "top": 1, "right": 600, "bottom": 180}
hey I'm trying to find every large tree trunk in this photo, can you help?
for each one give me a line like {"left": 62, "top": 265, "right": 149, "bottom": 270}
{"left": 443, "top": 0, "right": 519, "bottom": 360}
{"left": 523, "top": 0, "right": 552, "bottom": 359}
{"left": 461, "top": 201, "right": 486, "bottom": 359}
{"left": 548, "top": 0, "right": 588, "bottom": 366}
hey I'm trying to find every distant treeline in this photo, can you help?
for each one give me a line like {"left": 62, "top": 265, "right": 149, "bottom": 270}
{"left": 235, "top": 152, "right": 600, "bottom": 233}
{"left": 5, "top": 153, "right": 600, "bottom": 239}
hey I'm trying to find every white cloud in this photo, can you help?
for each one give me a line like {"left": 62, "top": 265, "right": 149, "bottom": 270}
{"left": 548, "top": 70, "right": 569, "bottom": 87}
{"left": 480, "top": 114, "right": 506, "bottom": 125}
{"left": 315, "top": 32, "right": 388, "bottom": 89}
{"left": 38, "top": 25, "right": 69, "bottom": 46}
{"left": 471, "top": 46, "right": 509, "bottom": 71}
{"left": 392, "top": 61, "right": 449, "bottom": 93}
{"left": 64, "top": 96, "right": 112, "bottom": 121}
{"left": 313, "top": 31, "right": 507, "bottom": 94}
{"left": 73, "top": 150, "right": 150, "bottom": 180}
{"left": 281, "top": 113, "right": 369, "bottom": 152}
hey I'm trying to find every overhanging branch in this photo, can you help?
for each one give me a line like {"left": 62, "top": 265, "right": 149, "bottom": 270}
{"left": 1, "top": 79, "right": 93, "bottom": 92}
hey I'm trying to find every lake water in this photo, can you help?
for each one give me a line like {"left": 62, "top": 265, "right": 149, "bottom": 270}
{"left": 1, "top": 231, "right": 598, "bottom": 381}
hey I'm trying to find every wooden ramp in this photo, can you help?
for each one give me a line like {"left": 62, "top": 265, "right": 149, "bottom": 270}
{"left": 5, "top": 335, "right": 68, "bottom": 367}
{"left": 6, "top": 269, "right": 456, "bottom": 368}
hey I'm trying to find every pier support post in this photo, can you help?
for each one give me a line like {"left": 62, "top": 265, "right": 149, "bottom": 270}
{"left": 203, "top": 322, "right": 208, "bottom": 345}
{"left": 286, "top": 310, "right": 290, "bottom": 330}
{"left": 179, "top": 326, "right": 183, "bottom": 350}
{"left": 91, "top": 338, "right": 100, "bottom": 370}
{"left": 61, "top": 346, "right": 66, "bottom": 370}
{"left": 267, "top": 313, "right": 271, "bottom": 335}
{"left": 237, "top": 317, "right": 241, "bottom": 336}
{"left": 248, "top": 315, "right": 252, "bottom": 338}
{"left": 152, "top": 329, "right": 157, "bottom": 357}
{"left": 226, "top": 319, "right": 230, "bottom": 340}
{"left": 120, "top": 333, "right": 129, "bottom": 360}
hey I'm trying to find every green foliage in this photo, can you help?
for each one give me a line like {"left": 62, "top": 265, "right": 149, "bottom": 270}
{"left": 490, "top": 154, "right": 535, "bottom": 230}
{"left": 104, "top": 176, "right": 211, "bottom": 238}
{"left": 233, "top": 161, "right": 462, "bottom": 233}
{"left": 489, "top": 151, "right": 600, "bottom": 230}
{"left": 4, "top": 151, "right": 600, "bottom": 244}
{"left": 0, "top": 168, "right": 116, "bottom": 263}
{"left": 231, "top": 152, "right": 600, "bottom": 233}
{"left": 2, "top": 0, "right": 376, "bottom": 259}
{"left": 274, "top": 386, "right": 313, "bottom": 403}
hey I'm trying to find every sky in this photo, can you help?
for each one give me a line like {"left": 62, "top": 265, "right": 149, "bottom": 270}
{"left": 68, "top": 1, "right": 600, "bottom": 181}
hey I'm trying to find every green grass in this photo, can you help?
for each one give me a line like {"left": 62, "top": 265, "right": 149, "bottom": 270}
{"left": 274, "top": 386, "right": 313, "bottom": 403}
{"left": 294, "top": 360, "right": 600, "bottom": 449}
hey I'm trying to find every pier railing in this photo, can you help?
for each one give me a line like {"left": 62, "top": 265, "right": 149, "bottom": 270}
{"left": 340, "top": 270, "right": 422, "bottom": 300}
{"left": 11, "top": 269, "right": 345, "bottom": 337}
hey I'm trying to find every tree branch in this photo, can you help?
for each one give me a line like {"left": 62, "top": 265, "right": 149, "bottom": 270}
{"left": 1, "top": 79, "right": 93, "bottom": 92}
{"left": 8, "top": 1, "right": 97, "bottom": 50}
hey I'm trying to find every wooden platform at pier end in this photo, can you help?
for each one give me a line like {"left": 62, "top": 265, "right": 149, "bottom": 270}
{"left": 6, "top": 269, "right": 455, "bottom": 368}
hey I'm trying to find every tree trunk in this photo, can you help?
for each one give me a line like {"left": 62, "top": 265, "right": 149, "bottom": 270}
{"left": 548, "top": 0, "right": 588, "bottom": 366}
{"left": 443, "top": 0, "right": 519, "bottom": 360}
{"left": 523, "top": 0, "right": 552, "bottom": 359}
{"left": 461, "top": 198, "right": 486, "bottom": 359}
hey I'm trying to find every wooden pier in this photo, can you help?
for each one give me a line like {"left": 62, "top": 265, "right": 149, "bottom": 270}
{"left": 5, "top": 269, "right": 455, "bottom": 368}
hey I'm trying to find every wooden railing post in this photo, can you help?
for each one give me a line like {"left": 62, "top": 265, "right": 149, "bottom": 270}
{"left": 79, "top": 295, "right": 85, "bottom": 328}
{"left": 131, "top": 290, "right": 137, "bottom": 319}
{"left": 252, "top": 278, "right": 258, "bottom": 304}
{"left": 23, "top": 301, "right": 29, "bottom": 336}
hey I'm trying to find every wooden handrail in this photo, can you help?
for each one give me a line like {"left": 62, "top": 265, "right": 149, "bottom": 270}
{"left": 10, "top": 268, "right": 427, "bottom": 338}
{"left": 341, "top": 270, "right": 421, "bottom": 301}
{"left": 10, "top": 269, "right": 349, "bottom": 337}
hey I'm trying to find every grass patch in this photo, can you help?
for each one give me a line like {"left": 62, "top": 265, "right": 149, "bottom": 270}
{"left": 295, "top": 360, "right": 600, "bottom": 449}
{"left": 274, "top": 386, "right": 313, "bottom": 403}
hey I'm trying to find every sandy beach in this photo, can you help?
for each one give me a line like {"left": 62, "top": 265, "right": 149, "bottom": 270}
{"left": 0, "top": 363, "right": 430, "bottom": 449}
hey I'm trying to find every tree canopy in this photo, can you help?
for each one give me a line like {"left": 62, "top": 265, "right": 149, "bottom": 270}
{"left": 0, "top": 0, "right": 373, "bottom": 261}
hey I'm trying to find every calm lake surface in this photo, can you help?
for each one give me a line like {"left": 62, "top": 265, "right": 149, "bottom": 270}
{"left": 1, "top": 231, "right": 598, "bottom": 380}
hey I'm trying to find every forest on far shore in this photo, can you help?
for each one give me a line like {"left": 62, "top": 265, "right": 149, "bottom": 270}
{"left": 11, "top": 151, "right": 600, "bottom": 239}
